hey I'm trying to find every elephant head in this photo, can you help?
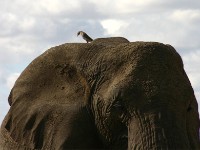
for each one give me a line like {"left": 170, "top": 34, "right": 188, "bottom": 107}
{"left": 85, "top": 41, "right": 199, "bottom": 149}
{"left": 1, "top": 38, "right": 199, "bottom": 149}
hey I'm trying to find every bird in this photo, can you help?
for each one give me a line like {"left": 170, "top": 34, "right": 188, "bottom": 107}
{"left": 77, "top": 31, "right": 93, "bottom": 43}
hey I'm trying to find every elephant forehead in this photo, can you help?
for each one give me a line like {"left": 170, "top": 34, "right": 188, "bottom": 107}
{"left": 90, "top": 43, "right": 189, "bottom": 109}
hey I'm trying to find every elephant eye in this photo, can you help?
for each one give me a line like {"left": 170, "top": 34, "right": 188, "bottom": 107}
{"left": 113, "top": 100, "right": 125, "bottom": 111}
{"left": 113, "top": 101, "right": 122, "bottom": 108}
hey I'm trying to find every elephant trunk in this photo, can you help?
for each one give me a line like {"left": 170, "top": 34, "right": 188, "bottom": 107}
{"left": 128, "top": 110, "right": 191, "bottom": 149}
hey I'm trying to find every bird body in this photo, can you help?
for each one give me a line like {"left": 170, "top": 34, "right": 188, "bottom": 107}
{"left": 77, "top": 31, "right": 93, "bottom": 43}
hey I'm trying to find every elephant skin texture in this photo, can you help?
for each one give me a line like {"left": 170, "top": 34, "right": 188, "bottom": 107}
{"left": 0, "top": 37, "right": 199, "bottom": 149}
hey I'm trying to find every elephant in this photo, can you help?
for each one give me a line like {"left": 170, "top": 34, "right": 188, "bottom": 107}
{"left": 0, "top": 37, "right": 199, "bottom": 149}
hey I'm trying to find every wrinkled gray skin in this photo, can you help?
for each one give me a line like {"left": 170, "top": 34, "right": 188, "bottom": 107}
{"left": 0, "top": 37, "right": 199, "bottom": 149}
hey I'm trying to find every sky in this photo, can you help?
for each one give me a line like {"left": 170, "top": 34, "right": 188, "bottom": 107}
{"left": 0, "top": 0, "right": 200, "bottom": 123}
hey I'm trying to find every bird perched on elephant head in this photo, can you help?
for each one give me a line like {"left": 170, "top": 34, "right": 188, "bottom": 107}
{"left": 77, "top": 31, "right": 93, "bottom": 43}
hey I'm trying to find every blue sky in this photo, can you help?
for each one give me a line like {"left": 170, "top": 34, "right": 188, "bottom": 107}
{"left": 0, "top": 0, "right": 200, "bottom": 123}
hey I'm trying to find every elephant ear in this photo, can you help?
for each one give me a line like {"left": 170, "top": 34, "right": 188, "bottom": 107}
{"left": 186, "top": 92, "right": 200, "bottom": 148}
{"left": 0, "top": 45, "right": 101, "bottom": 149}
